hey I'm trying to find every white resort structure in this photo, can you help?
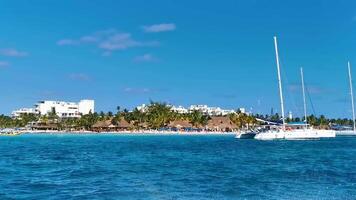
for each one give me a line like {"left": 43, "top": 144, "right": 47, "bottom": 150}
{"left": 11, "top": 108, "right": 37, "bottom": 118}
{"left": 188, "top": 105, "right": 237, "bottom": 116}
{"left": 12, "top": 99, "right": 95, "bottom": 118}
{"left": 136, "top": 104, "right": 247, "bottom": 116}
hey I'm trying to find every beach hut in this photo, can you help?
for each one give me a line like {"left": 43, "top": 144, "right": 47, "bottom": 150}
{"left": 206, "top": 116, "right": 237, "bottom": 132}
{"left": 31, "top": 122, "right": 58, "bottom": 131}
{"left": 114, "top": 118, "right": 131, "bottom": 131}
{"left": 91, "top": 120, "right": 113, "bottom": 132}
{"left": 168, "top": 120, "right": 192, "bottom": 131}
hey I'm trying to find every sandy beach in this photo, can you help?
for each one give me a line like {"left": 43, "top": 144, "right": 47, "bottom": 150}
{"left": 22, "top": 130, "right": 237, "bottom": 135}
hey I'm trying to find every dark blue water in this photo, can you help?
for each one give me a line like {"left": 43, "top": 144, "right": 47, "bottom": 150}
{"left": 0, "top": 134, "right": 355, "bottom": 200}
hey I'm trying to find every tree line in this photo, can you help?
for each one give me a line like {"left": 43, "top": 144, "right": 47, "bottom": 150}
{"left": 0, "top": 102, "right": 353, "bottom": 130}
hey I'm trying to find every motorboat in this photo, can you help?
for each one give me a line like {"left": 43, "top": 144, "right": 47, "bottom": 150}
{"left": 235, "top": 130, "right": 257, "bottom": 139}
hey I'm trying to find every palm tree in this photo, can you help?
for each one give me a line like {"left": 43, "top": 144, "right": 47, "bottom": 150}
{"left": 124, "top": 108, "right": 146, "bottom": 129}
{"left": 145, "top": 102, "right": 174, "bottom": 129}
{"left": 307, "top": 115, "right": 318, "bottom": 126}
{"left": 230, "top": 113, "right": 257, "bottom": 129}
{"left": 99, "top": 111, "right": 105, "bottom": 119}
{"left": 47, "top": 108, "right": 59, "bottom": 123}
{"left": 188, "top": 110, "right": 209, "bottom": 128}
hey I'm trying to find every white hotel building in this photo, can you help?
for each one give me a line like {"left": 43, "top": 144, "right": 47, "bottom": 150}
{"left": 136, "top": 104, "right": 246, "bottom": 116}
{"left": 11, "top": 108, "right": 38, "bottom": 118}
{"left": 12, "top": 100, "right": 94, "bottom": 118}
{"left": 188, "top": 105, "right": 237, "bottom": 116}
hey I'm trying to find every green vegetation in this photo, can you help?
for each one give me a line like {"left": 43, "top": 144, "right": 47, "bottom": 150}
{"left": 0, "top": 113, "right": 38, "bottom": 128}
{"left": 145, "top": 102, "right": 174, "bottom": 129}
{"left": 229, "top": 112, "right": 257, "bottom": 129}
{"left": 188, "top": 110, "right": 210, "bottom": 128}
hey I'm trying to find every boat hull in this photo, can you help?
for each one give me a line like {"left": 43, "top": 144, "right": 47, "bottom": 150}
{"left": 336, "top": 130, "right": 356, "bottom": 136}
{"left": 255, "top": 129, "right": 335, "bottom": 140}
{"left": 315, "top": 130, "right": 336, "bottom": 138}
{"left": 235, "top": 132, "right": 256, "bottom": 139}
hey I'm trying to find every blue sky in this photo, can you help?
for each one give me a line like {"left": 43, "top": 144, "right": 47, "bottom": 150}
{"left": 0, "top": 0, "right": 356, "bottom": 118}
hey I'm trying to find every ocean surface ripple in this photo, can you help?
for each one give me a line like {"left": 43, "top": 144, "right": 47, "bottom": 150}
{"left": 0, "top": 134, "right": 355, "bottom": 200}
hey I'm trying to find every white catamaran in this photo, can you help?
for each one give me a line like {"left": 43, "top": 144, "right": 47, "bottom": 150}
{"left": 255, "top": 36, "right": 335, "bottom": 140}
{"left": 300, "top": 68, "right": 335, "bottom": 138}
{"left": 336, "top": 62, "right": 356, "bottom": 136}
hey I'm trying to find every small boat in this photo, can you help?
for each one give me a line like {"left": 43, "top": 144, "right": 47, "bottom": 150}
{"left": 0, "top": 128, "right": 22, "bottom": 136}
{"left": 235, "top": 131, "right": 257, "bottom": 139}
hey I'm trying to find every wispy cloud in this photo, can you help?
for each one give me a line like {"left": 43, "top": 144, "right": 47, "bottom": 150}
{"left": 142, "top": 23, "right": 176, "bottom": 33}
{"left": 68, "top": 73, "right": 91, "bottom": 81}
{"left": 287, "top": 84, "right": 327, "bottom": 94}
{"left": 0, "top": 61, "right": 9, "bottom": 68}
{"left": 57, "top": 29, "right": 158, "bottom": 55}
{"left": 123, "top": 87, "right": 151, "bottom": 94}
{"left": 0, "top": 48, "right": 28, "bottom": 57}
{"left": 57, "top": 39, "right": 78, "bottom": 46}
{"left": 134, "top": 53, "right": 157, "bottom": 62}
{"left": 98, "top": 33, "right": 141, "bottom": 50}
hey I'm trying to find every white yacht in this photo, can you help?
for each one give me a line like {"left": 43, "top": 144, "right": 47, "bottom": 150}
{"left": 336, "top": 62, "right": 356, "bottom": 136}
{"left": 255, "top": 36, "right": 335, "bottom": 140}
{"left": 337, "top": 130, "right": 356, "bottom": 136}
{"left": 256, "top": 129, "right": 318, "bottom": 140}
{"left": 235, "top": 130, "right": 257, "bottom": 139}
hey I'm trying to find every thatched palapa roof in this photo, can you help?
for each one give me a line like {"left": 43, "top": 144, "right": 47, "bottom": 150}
{"left": 168, "top": 120, "right": 192, "bottom": 128}
{"left": 92, "top": 120, "right": 112, "bottom": 128}
{"left": 92, "top": 118, "right": 131, "bottom": 129}
{"left": 206, "top": 116, "right": 237, "bottom": 130}
{"left": 115, "top": 118, "right": 131, "bottom": 128}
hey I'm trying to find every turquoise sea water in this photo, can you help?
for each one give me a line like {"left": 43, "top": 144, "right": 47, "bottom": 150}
{"left": 0, "top": 134, "right": 355, "bottom": 200}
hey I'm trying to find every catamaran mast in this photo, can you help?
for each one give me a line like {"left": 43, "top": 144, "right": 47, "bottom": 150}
{"left": 300, "top": 67, "right": 308, "bottom": 128}
{"left": 273, "top": 36, "right": 285, "bottom": 129}
{"left": 347, "top": 61, "right": 356, "bottom": 132}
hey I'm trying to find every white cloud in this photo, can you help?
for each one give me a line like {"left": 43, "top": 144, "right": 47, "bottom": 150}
{"left": 288, "top": 84, "right": 326, "bottom": 94}
{"left": 142, "top": 23, "right": 176, "bottom": 33}
{"left": 80, "top": 36, "right": 99, "bottom": 43}
{"left": 123, "top": 87, "right": 151, "bottom": 93}
{"left": 57, "top": 29, "right": 158, "bottom": 54}
{"left": 0, "top": 61, "right": 9, "bottom": 68}
{"left": 69, "top": 73, "right": 91, "bottom": 81}
{"left": 57, "top": 39, "right": 78, "bottom": 46}
{"left": 0, "top": 48, "right": 28, "bottom": 57}
{"left": 134, "top": 53, "right": 156, "bottom": 62}
{"left": 98, "top": 33, "right": 140, "bottom": 50}
{"left": 102, "top": 51, "right": 112, "bottom": 57}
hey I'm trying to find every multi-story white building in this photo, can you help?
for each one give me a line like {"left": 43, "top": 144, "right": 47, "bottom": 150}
{"left": 35, "top": 99, "right": 94, "bottom": 118}
{"left": 239, "top": 108, "right": 246, "bottom": 114}
{"left": 11, "top": 108, "right": 38, "bottom": 118}
{"left": 78, "top": 100, "right": 95, "bottom": 115}
{"left": 12, "top": 99, "right": 95, "bottom": 118}
{"left": 188, "top": 105, "right": 236, "bottom": 116}
{"left": 136, "top": 104, "right": 189, "bottom": 114}
{"left": 135, "top": 103, "right": 243, "bottom": 116}
{"left": 136, "top": 104, "right": 148, "bottom": 112}
{"left": 171, "top": 105, "right": 189, "bottom": 114}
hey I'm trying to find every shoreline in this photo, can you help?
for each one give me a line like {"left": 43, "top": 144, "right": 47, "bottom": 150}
{"left": 20, "top": 130, "right": 237, "bottom": 135}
